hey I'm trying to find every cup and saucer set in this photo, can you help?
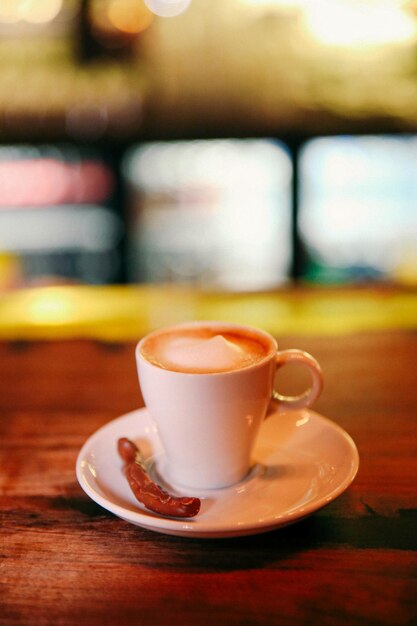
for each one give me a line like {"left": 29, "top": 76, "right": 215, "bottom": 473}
{"left": 76, "top": 322, "right": 359, "bottom": 539}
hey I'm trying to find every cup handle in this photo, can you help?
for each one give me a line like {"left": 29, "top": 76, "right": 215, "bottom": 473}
{"left": 271, "top": 349, "right": 323, "bottom": 410}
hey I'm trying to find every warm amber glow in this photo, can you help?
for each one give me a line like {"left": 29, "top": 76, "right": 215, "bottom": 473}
{"left": 304, "top": 0, "right": 417, "bottom": 47}
{"left": 240, "top": 0, "right": 417, "bottom": 47}
{"left": 107, "top": 0, "right": 154, "bottom": 34}
{"left": 240, "top": 0, "right": 302, "bottom": 6}
{"left": 0, "top": 287, "right": 416, "bottom": 340}
{"left": 24, "top": 0, "right": 63, "bottom": 24}
{"left": 26, "top": 289, "right": 78, "bottom": 326}
{"left": 0, "top": 0, "right": 21, "bottom": 23}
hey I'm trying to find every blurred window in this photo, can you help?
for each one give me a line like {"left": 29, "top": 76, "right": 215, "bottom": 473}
{"left": 123, "top": 139, "right": 292, "bottom": 290}
{"left": 0, "top": 145, "right": 121, "bottom": 287}
{"left": 299, "top": 135, "right": 417, "bottom": 284}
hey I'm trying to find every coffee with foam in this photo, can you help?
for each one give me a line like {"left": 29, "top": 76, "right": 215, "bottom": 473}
{"left": 140, "top": 324, "right": 272, "bottom": 374}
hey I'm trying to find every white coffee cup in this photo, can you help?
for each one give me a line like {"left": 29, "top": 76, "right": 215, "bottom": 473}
{"left": 136, "top": 321, "right": 323, "bottom": 491}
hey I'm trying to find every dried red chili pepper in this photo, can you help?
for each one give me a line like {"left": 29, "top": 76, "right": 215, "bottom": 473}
{"left": 117, "top": 437, "right": 201, "bottom": 518}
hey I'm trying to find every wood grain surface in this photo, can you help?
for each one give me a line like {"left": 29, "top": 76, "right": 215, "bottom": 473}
{"left": 1, "top": 331, "right": 416, "bottom": 626}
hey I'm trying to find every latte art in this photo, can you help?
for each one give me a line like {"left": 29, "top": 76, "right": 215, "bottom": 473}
{"left": 156, "top": 335, "right": 253, "bottom": 372}
{"left": 140, "top": 325, "right": 271, "bottom": 373}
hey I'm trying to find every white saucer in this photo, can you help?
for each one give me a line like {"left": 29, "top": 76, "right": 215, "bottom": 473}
{"left": 76, "top": 408, "right": 359, "bottom": 538}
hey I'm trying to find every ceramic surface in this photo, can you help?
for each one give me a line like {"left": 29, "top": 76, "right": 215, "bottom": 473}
{"left": 136, "top": 321, "right": 323, "bottom": 489}
{"left": 76, "top": 407, "right": 359, "bottom": 538}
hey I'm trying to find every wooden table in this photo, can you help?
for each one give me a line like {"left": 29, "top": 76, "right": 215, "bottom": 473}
{"left": 1, "top": 326, "right": 416, "bottom": 625}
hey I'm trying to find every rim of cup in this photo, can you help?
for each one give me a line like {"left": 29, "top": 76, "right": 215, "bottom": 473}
{"left": 136, "top": 320, "right": 279, "bottom": 376}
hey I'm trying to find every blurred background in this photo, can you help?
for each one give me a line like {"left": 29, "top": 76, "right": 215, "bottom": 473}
{"left": 1, "top": 0, "right": 417, "bottom": 293}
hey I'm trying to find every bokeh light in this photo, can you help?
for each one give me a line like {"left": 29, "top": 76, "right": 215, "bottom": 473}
{"left": 0, "top": 0, "right": 63, "bottom": 25}
{"left": 107, "top": 0, "right": 154, "bottom": 34}
{"left": 144, "top": 0, "right": 192, "bottom": 18}
{"left": 304, "top": 0, "right": 417, "bottom": 48}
